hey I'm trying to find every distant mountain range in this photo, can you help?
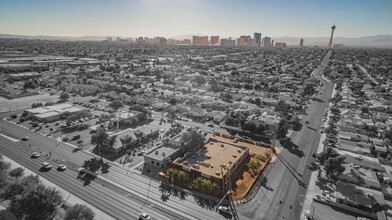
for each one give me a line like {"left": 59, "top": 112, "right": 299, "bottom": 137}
{"left": 1, "top": 33, "right": 392, "bottom": 47}
{"left": 271, "top": 35, "right": 392, "bottom": 47}
{"left": 0, "top": 34, "right": 107, "bottom": 41}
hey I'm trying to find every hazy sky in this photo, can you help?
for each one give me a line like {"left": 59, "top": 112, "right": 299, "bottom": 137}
{"left": 0, "top": 0, "right": 391, "bottom": 38}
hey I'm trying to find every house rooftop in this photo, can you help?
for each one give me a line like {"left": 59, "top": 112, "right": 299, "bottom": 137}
{"left": 335, "top": 181, "right": 372, "bottom": 208}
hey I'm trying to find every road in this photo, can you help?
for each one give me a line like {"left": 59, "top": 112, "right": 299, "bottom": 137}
{"left": 235, "top": 51, "right": 334, "bottom": 220}
{"left": 0, "top": 120, "right": 227, "bottom": 220}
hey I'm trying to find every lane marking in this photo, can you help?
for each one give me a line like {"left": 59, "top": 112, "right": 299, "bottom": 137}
{"left": 0, "top": 134, "right": 20, "bottom": 142}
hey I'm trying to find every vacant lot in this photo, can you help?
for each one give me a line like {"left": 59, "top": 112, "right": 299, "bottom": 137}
{"left": 0, "top": 93, "right": 59, "bottom": 112}
{"left": 231, "top": 152, "right": 271, "bottom": 201}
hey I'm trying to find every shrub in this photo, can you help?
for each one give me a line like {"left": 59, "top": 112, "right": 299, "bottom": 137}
{"left": 77, "top": 124, "right": 89, "bottom": 131}
{"left": 62, "top": 137, "right": 69, "bottom": 142}
{"left": 31, "top": 103, "right": 43, "bottom": 108}
{"left": 19, "top": 118, "right": 25, "bottom": 123}
{"left": 10, "top": 114, "right": 17, "bottom": 119}
{"left": 72, "top": 135, "right": 81, "bottom": 141}
{"left": 45, "top": 102, "right": 55, "bottom": 106}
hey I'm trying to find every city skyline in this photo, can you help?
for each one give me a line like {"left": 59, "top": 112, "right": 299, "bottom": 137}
{"left": 1, "top": 0, "right": 391, "bottom": 38}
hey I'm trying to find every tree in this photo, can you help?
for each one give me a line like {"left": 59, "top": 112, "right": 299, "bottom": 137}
{"left": 166, "top": 168, "right": 178, "bottom": 184}
{"left": 1, "top": 175, "right": 40, "bottom": 201}
{"left": 361, "top": 106, "right": 369, "bottom": 114}
{"left": 109, "top": 100, "right": 124, "bottom": 111}
{"left": 64, "top": 204, "right": 95, "bottom": 220}
{"left": 325, "top": 156, "right": 346, "bottom": 178}
{"left": 168, "top": 97, "right": 177, "bottom": 105}
{"left": 264, "top": 151, "right": 272, "bottom": 159}
{"left": 9, "top": 184, "right": 63, "bottom": 220}
{"left": 0, "top": 155, "right": 11, "bottom": 189}
{"left": 91, "top": 128, "right": 109, "bottom": 155}
{"left": 60, "top": 92, "right": 70, "bottom": 100}
{"left": 2, "top": 175, "right": 63, "bottom": 220}
{"left": 276, "top": 119, "right": 288, "bottom": 139}
{"left": 275, "top": 100, "right": 289, "bottom": 113}
{"left": 246, "top": 158, "right": 261, "bottom": 174}
{"left": 23, "top": 80, "right": 36, "bottom": 90}
{"left": 254, "top": 97, "right": 262, "bottom": 106}
{"left": 166, "top": 110, "right": 177, "bottom": 123}
{"left": 176, "top": 170, "right": 190, "bottom": 186}
{"left": 180, "top": 130, "right": 205, "bottom": 152}
{"left": 302, "top": 84, "right": 315, "bottom": 96}
{"left": 221, "top": 92, "right": 233, "bottom": 102}
{"left": 194, "top": 75, "right": 206, "bottom": 85}
{"left": 318, "top": 147, "right": 339, "bottom": 164}
{"left": 9, "top": 167, "right": 24, "bottom": 179}
{"left": 191, "top": 177, "right": 219, "bottom": 195}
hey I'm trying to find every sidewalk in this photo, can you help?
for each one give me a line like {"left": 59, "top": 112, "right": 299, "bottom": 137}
{"left": 300, "top": 84, "right": 336, "bottom": 220}
{"left": 1, "top": 156, "right": 114, "bottom": 220}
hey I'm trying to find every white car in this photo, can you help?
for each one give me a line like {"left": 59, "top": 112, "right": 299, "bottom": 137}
{"left": 31, "top": 152, "right": 40, "bottom": 158}
{"left": 139, "top": 212, "right": 151, "bottom": 220}
{"left": 57, "top": 164, "right": 67, "bottom": 171}
{"left": 42, "top": 162, "right": 52, "bottom": 169}
{"left": 218, "top": 206, "right": 231, "bottom": 214}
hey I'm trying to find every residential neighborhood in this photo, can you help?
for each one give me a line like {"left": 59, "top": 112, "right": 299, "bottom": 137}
{"left": 0, "top": 14, "right": 391, "bottom": 220}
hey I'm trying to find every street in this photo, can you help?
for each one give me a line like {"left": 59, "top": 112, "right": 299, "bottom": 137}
{"left": 235, "top": 51, "right": 334, "bottom": 220}
{"left": 0, "top": 120, "right": 227, "bottom": 220}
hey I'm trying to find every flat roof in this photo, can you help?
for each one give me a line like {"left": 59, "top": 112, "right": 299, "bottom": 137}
{"left": 35, "top": 111, "right": 60, "bottom": 118}
{"left": 65, "top": 107, "right": 83, "bottom": 113}
{"left": 27, "top": 108, "right": 52, "bottom": 114}
{"left": 27, "top": 104, "right": 82, "bottom": 115}
{"left": 211, "top": 135, "right": 270, "bottom": 155}
{"left": 145, "top": 145, "right": 178, "bottom": 162}
{"left": 177, "top": 139, "right": 247, "bottom": 179}
{"left": 46, "top": 103, "right": 73, "bottom": 112}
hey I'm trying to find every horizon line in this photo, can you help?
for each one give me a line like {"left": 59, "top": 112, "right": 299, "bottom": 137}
{"left": 1, "top": 33, "right": 391, "bottom": 40}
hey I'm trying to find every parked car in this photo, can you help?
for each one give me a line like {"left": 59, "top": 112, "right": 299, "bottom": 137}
{"left": 22, "top": 136, "right": 29, "bottom": 141}
{"left": 137, "top": 150, "right": 145, "bottom": 156}
{"left": 218, "top": 206, "right": 231, "bottom": 214}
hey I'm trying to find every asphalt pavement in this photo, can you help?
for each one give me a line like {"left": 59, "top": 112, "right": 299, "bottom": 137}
{"left": 235, "top": 51, "right": 334, "bottom": 220}
{"left": 0, "top": 120, "right": 228, "bottom": 220}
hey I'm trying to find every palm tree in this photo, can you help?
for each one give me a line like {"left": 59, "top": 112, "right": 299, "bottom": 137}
{"left": 177, "top": 170, "right": 189, "bottom": 186}
{"left": 166, "top": 168, "right": 178, "bottom": 184}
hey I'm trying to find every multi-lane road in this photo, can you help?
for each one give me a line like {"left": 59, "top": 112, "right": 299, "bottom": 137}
{"left": 236, "top": 51, "right": 334, "bottom": 220}
{"left": 0, "top": 120, "right": 227, "bottom": 220}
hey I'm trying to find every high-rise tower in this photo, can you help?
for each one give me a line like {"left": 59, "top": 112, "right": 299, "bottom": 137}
{"left": 327, "top": 24, "right": 336, "bottom": 49}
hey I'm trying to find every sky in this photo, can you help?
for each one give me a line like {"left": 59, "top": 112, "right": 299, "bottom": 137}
{"left": 0, "top": 0, "right": 391, "bottom": 38}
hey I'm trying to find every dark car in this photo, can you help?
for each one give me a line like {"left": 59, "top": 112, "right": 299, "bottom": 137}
{"left": 22, "top": 136, "right": 29, "bottom": 141}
